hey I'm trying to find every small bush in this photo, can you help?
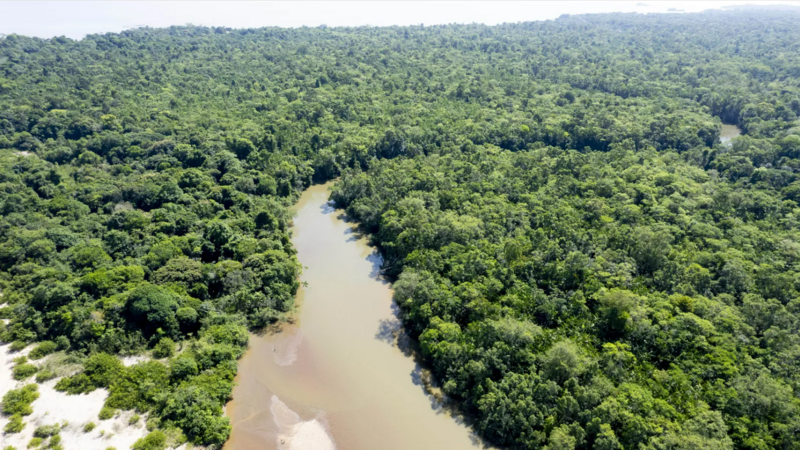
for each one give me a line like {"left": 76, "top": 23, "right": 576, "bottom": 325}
{"left": 54, "top": 336, "right": 70, "bottom": 351}
{"left": 28, "top": 341, "right": 58, "bottom": 360}
{"left": 35, "top": 369, "right": 57, "bottom": 383}
{"left": 98, "top": 406, "right": 115, "bottom": 420}
{"left": 83, "top": 353, "right": 124, "bottom": 388}
{"left": 13, "top": 363, "right": 38, "bottom": 380}
{"left": 132, "top": 430, "right": 167, "bottom": 450}
{"left": 4, "top": 414, "right": 24, "bottom": 433}
{"left": 161, "top": 427, "right": 188, "bottom": 448}
{"left": 26, "top": 437, "right": 42, "bottom": 448}
{"left": 54, "top": 373, "right": 93, "bottom": 394}
{"left": 33, "top": 424, "right": 60, "bottom": 438}
{"left": 2, "top": 384, "right": 39, "bottom": 416}
{"left": 12, "top": 355, "right": 28, "bottom": 364}
{"left": 48, "top": 435, "right": 63, "bottom": 450}
{"left": 152, "top": 338, "right": 175, "bottom": 359}
{"left": 10, "top": 341, "right": 27, "bottom": 352}
{"left": 128, "top": 414, "right": 140, "bottom": 425}
{"left": 83, "top": 422, "right": 96, "bottom": 433}
{"left": 170, "top": 356, "right": 198, "bottom": 380}
{"left": 145, "top": 417, "right": 159, "bottom": 431}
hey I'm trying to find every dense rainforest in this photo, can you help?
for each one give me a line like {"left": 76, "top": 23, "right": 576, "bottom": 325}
{"left": 1, "top": 9, "right": 800, "bottom": 449}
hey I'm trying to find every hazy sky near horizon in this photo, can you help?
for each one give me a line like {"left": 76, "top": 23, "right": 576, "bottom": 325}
{"left": 2, "top": 1, "right": 800, "bottom": 40}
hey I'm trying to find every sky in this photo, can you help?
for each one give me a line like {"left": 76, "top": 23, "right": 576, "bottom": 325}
{"left": 1, "top": 1, "right": 800, "bottom": 40}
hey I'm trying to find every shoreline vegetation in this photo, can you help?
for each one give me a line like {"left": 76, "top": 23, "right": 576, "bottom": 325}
{"left": 1, "top": 9, "right": 800, "bottom": 449}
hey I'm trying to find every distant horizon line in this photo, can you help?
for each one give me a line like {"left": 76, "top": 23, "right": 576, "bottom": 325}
{"left": 3, "top": 4, "right": 800, "bottom": 42}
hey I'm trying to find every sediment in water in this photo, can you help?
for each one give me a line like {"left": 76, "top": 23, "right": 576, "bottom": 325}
{"left": 224, "top": 182, "right": 482, "bottom": 450}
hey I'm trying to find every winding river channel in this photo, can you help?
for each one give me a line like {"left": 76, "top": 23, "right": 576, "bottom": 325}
{"left": 224, "top": 182, "right": 483, "bottom": 450}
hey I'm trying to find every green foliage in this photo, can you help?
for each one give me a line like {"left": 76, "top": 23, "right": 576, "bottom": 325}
{"left": 9, "top": 341, "right": 27, "bottom": 352}
{"left": 35, "top": 369, "right": 57, "bottom": 383}
{"left": 54, "top": 373, "right": 93, "bottom": 394}
{"left": 46, "top": 434, "right": 63, "bottom": 450}
{"left": 83, "top": 422, "right": 96, "bottom": 433}
{"left": 55, "top": 353, "right": 122, "bottom": 394}
{"left": 152, "top": 338, "right": 175, "bottom": 359}
{"left": 28, "top": 341, "right": 57, "bottom": 359}
{"left": 4, "top": 414, "right": 24, "bottom": 433}
{"left": 12, "top": 363, "right": 38, "bottom": 380}
{"left": 598, "top": 289, "right": 639, "bottom": 339}
{"left": 98, "top": 407, "right": 115, "bottom": 421}
{"left": 541, "top": 340, "right": 591, "bottom": 384}
{"left": 1, "top": 9, "right": 800, "bottom": 449}
{"left": 175, "top": 307, "right": 198, "bottom": 333}
{"left": 132, "top": 431, "right": 167, "bottom": 450}
{"left": 32, "top": 424, "right": 60, "bottom": 438}
{"left": 160, "top": 385, "right": 231, "bottom": 445}
{"left": 127, "top": 284, "right": 182, "bottom": 338}
{"left": 28, "top": 425, "right": 64, "bottom": 450}
{"left": 106, "top": 361, "right": 169, "bottom": 411}
{"left": 170, "top": 355, "right": 199, "bottom": 380}
{"left": 2, "top": 384, "right": 39, "bottom": 416}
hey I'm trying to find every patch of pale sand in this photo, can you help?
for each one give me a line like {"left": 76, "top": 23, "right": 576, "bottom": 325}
{"left": 0, "top": 344, "right": 172, "bottom": 450}
{"left": 0, "top": 342, "right": 27, "bottom": 400}
{"left": 121, "top": 354, "right": 149, "bottom": 367}
{"left": 270, "top": 395, "right": 335, "bottom": 450}
{"left": 284, "top": 420, "right": 336, "bottom": 450}
{"left": 0, "top": 343, "right": 34, "bottom": 403}
{"left": 0, "top": 377, "right": 150, "bottom": 450}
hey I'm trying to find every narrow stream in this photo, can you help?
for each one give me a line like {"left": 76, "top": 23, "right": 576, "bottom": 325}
{"left": 224, "top": 182, "right": 482, "bottom": 450}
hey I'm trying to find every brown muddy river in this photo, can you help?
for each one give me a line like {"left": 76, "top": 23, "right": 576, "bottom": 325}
{"left": 720, "top": 124, "right": 742, "bottom": 144}
{"left": 224, "top": 182, "right": 483, "bottom": 450}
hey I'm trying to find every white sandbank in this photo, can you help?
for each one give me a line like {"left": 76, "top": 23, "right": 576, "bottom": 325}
{"left": 0, "top": 343, "right": 153, "bottom": 449}
{"left": 270, "top": 395, "right": 335, "bottom": 450}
